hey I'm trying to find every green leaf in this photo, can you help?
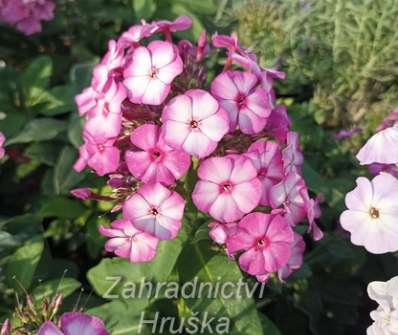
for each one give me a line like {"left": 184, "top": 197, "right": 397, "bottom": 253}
{"left": 191, "top": 222, "right": 211, "bottom": 244}
{"left": 0, "top": 230, "right": 21, "bottom": 250}
{"left": 174, "top": 0, "right": 217, "bottom": 14}
{"left": 86, "top": 216, "right": 108, "bottom": 258}
{"left": 53, "top": 146, "right": 86, "bottom": 195}
{"left": 302, "top": 161, "right": 326, "bottom": 194}
{"left": 1, "top": 214, "right": 42, "bottom": 237}
{"left": 70, "top": 61, "right": 98, "bottom": 92}
{"left": 37, "top": 86, "right": 75, "bottom": 116}
{"left": 68, "top": 115, "right": 84, "bottom": 148}
{"left": 0, "top": 111, "right": 29, "bottom": 139}
{"left": 5, "top": 235, "right": 45, "bottom": 291}
{"left": 177, "top": 240, "right": 264, "bottom": 335}
{"left": 132, "top": 0, "right": 156, "bottom": 20}
{"left": 25, "top": 142, "right": 63, "bottom": 166}
{"left": 39, "top": 196, "right": 86, "bottom": 219}
{"left": 20, "top": 56, "right": 53, "bottom": 105}
{"left": 89, "top": 300, "right": 152, "bottom": 335}
{"left": 260, "top": 314, "right": 282, "bottom": 335}
{"left": 7, "top": 118, "right": 67, "bottom": 145}
{"left": 32, "top": 278, "right": 81, "bottom": 301}
{"left": 305, "top": 233, "right": 366, "bottom": 268}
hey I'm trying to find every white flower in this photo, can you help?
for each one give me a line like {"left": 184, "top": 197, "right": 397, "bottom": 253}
{"left": 367, "top": 276, "right": 398, "bottom": 335}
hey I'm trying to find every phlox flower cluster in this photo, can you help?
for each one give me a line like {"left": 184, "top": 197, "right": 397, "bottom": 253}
{"left": 367, "top": 275, "right": 398, "bottom": 335}
{"left": 73, "top": 16, "right": 323, "bottom": 283}
{"left": 340, "top": 112, "right": 398, "bottom": 254}
{"left": 0, "top": 0, "right": 55, "bottom": 35}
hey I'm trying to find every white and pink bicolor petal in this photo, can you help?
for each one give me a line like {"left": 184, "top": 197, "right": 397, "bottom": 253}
{"left": 161, "top": 89, "right": 229, "bottom": 158}
{"left": 356, "top": 124, "right": 398, "bottom": 165}
{"left": 123, "top": 40, "right": 183, "bottom": 105}
{"left": 123, "top": 183, "right": 185, "bottom": 240}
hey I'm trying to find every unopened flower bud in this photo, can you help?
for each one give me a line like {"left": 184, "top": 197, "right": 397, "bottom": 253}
{"left": 0, "top": 319, "right": 10, "bottom": 335}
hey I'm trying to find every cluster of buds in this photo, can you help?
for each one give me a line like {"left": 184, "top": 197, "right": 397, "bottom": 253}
{"left": 73, "top": 16, "right": 323, "bottom": 282}
{"left": 1, "top": 293, "right": 109, "bottom": 335}
{"left": 0, "top": 0, "right": 55, "bottom": 35}
{"left": 340, "top": 110, "right": 398, "bottom": 254}
{"left": 1, "top": 293, "right": 62, "bottom": 334}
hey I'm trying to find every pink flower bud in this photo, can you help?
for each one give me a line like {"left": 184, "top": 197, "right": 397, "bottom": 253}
{"left": 0, "top": 320, "right": 11, "bottom": 335}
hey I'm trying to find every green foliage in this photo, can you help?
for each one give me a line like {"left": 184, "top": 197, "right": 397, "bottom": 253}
{"left": 228, "top": 0, "right": 398, "bottom": 132}
{"left": 5, "top": 235, "right": 45, "bottom": 291}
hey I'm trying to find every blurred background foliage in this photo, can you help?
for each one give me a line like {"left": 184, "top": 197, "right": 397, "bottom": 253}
{"left": 223, "top": 0, "right": 398, "bottom": 134}
{"left": 0, "top": 1, "right": 397, "bottom": 334}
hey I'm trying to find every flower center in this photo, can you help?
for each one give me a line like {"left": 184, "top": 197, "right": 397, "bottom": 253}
{"left": 369, "top": 207, "right": 380, "bottom": 219}
{"left": 236, "top": 93, "right": 247, "bottom": 108}
{"left": 258, "top": 167, "right": 267, "bottom": 178}
{"left": 149, "top": 207, "right": 159, "bottom": 216}
{"left": 104, "top": 102, "right": 110, "bottom": 116}
{"left": 190, "top": 120, "right": 199, "bottom": 129}
{"left": 220, "top": 181, "right": 234, "bottom": 193}
{"left": 256, "top": 237, "right": 270, "bottom": 249}
{"left": 150, "top": 148, "right": 163, "bottom": 162}
{"left": 97, "top": 144, "right": 105, "bottom": 152}
{"left": 149, "top": 66, "right": 158, "bottom": 78}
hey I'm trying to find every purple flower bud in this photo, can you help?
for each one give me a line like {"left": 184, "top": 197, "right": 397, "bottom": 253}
{"left": 70, "top": 188, "right": 92, "bottom": 200}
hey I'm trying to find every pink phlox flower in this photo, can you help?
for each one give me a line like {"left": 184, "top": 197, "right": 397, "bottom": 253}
{"left": 212, "top": 32, "right": 256, "bottom": 60}
{"left": 75, "top": 87, "right": 98, "bottom": 117}
{"left": 118, "top": 22, "right": 156, "bottom": 48}
{"left": 92, "top": 40, "right": 125, "bottom": 93}
{"left": 152, "top": 16, "right": 192, "bottom": 34}
{"left": 282, "top": 131, "right": 304, "bottom": 173}
{"left": 123, "top": 182, "right": 185, "bottom": 240}
{"left": 161, "top": 89, "right": 229, "bottom": 158}
{"left": 73, "top": 144, "right": 89, "bottom": 173}
{"left": 84, "top": 81, "right": 126, "bottom": 142}
{"left": 208, "top": 221, "right": 238, "bottom": 246}
{"left": 306, "top": 194, "right": 324, "bottom": 241}
{"left": 211, "top": 71, "right": 272, "bottom": 134}
{"left": 246, "top": 140, "right": 284, "bottom": 206}
{"left": 99, "top": 218, "right": 159, "bottom": 263}
{"left": 124, "top": 40, "right": 183, "bottom": 105}
{"left": 37, "top": 312, "right": 109, "bottom": 335}
{"left": 269, "top": 171, "right": 309, "bottom": 226}
{"left": 265, "top": 105, "right": 292, "bottom": 142}
{"left": 84, "top": 133, "right": 120, "bottom": 176}
{"left": 192, "top": 155, "right": 262, "bottom": 222}
{"left": 0, "top": 0, "right": 55, "bottom": 35}
{"left": 226, "top": 212, "right": 294, "bottom": 276}
{"left": 278, "top": 232, "right": 306, "bottom": 281}
{"left": 125, "top": 124, "right": 190, "bottom": 186}
{"left": 230, "top": 52, "right": 285, "bottom": 92}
